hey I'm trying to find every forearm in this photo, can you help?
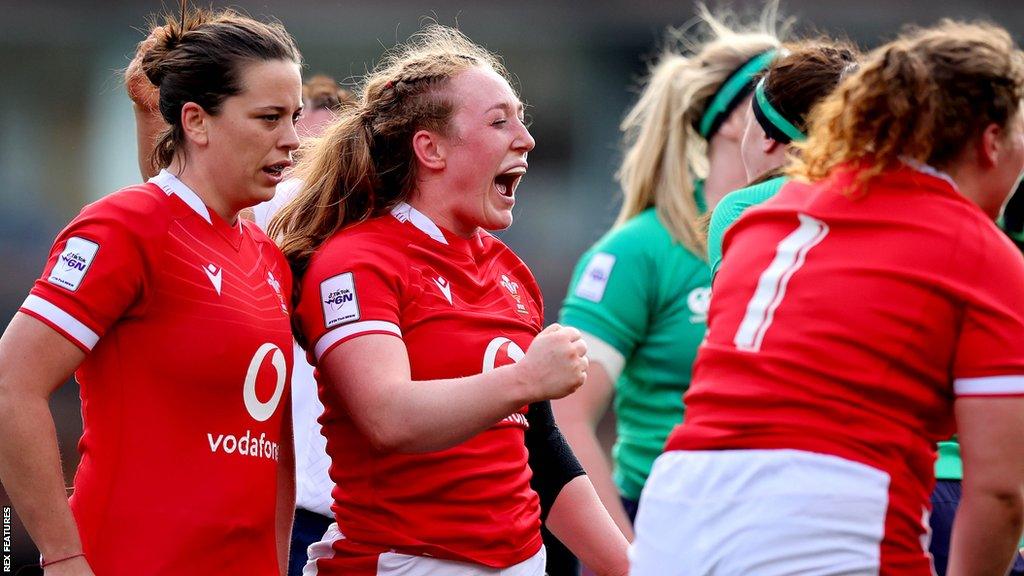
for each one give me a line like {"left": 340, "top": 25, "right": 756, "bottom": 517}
{"left": 0, "top": 392, "right": 83, "bottom": 560}
{"left": 557, "top": 419, "right": 634, "bottom": 540}
{"left": 947, "top": 489, "right": 1023, "bottom": 576}
{"left": 362, "top": 364, "right": 532, "bottom": 453}
{"left": 276, "top": 414, "right": 296, "bottom": 576}
{"left": 546, "top": 475, "right": 629, "bottom": 576}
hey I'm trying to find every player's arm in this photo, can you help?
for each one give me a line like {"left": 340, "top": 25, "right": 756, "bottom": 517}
{"left": 527, "top": 399, "right": 629, "bottom": 574}
{"left": 546, "top": 475, "right": 630, "bottom": 576}
{"left": 125, "top": 25, "right": 168, "bottom": 180}
{"left": 316, "top": 324, "right": 587, "bottom": 453}
{"left": 947, "top": 395, "right": 1024, "bottom": 576}
{"left": 551, "top": 348, "right": 634, "bottom": 540}
{"left": 0, "top": 313, "right": 95, "bottom": 575}
{"left": 275, "top": 397, "right": 295, "bottom": 576}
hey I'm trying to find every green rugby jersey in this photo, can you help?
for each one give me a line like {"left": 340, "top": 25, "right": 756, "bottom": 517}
{"left": 559, "top": 206, "right": 710, "bottom": 500}
{"left": 707, "top": 176, "right": 789, "bottom": 277}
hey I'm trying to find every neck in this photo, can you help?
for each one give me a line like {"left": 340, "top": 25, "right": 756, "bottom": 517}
{"left": 167, "top": 158, "right": 239, "bottom": 224}
{"left": 942, "top": 163, "right": 1000, "bottom": 219}
{"left": 703, "top": 136, "right": 748, "bottom": 211}
{"left": 407, "top": 187, "right": 477, "bottom": 239}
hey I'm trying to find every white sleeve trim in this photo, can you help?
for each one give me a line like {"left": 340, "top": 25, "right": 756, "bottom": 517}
{"left": 954, "top": 375, "right": 1024, "bottom": 396}
{"left": 580, "top": 330, "right": 625, "bottom": 382}
{"left": 313, "top": 320, "right": 402, "bottom": 361}
{"left": 21, "top": 294, "right": 99, "bottom": 350}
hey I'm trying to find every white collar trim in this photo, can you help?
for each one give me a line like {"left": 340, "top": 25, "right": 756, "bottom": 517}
{"left": 149, "top": 169, "right": 213, "bottom": 224}
{"left": 901, "top": 157, "right": 958, "bottom": 191}
{"left": 390, "top": 202, "right": 448, "bottom": 245}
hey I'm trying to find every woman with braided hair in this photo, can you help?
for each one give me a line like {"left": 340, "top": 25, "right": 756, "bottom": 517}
{"left": 272, "top": 24, "right": 629, "bottom": 576}
{"left": 632, "top": 20, "right": 1024, "bottom": 576}
{"left": 0, "top": 6, "right": 302, "bottom": 575}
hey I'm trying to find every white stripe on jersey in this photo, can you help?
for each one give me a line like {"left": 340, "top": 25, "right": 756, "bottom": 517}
{"left": 313, "top": 320, "right": 402, "bottom": 361}
{"left": 21, "top": 294, "right": 100, "bottom": 350}
{"left": 954, "top": 375, "right": 1024, "bottom": 396}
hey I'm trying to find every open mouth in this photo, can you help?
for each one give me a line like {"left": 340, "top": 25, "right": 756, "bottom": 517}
{"left": 494, "top": 169, "right": 526, "bottom": 198}
{"left": 263, "top": 162, "right": 291, "bottom": 178}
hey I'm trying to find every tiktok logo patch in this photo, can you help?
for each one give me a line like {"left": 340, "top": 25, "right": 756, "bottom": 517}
{"left": 320, "top": 272, "right": 360, "bottom": 328}
{"left": 48, "top": 237, "right": 99, "bottom": 292}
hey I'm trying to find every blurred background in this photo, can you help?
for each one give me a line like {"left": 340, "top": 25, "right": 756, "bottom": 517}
{"left": 1, "top": 0, "right": 1021, "bottom": 569}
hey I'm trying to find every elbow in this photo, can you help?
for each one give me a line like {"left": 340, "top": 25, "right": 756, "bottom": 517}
{"left": 361, "top": 421, "right": 418, "bottom": 454}
{"left": 964, "top": 479, "right": 1024, "bottom": 518}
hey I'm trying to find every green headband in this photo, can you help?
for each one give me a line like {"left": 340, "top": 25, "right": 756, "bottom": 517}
{"left": 752, "top": 77, "right": 806, "bottom": 142}
{"left": 698, "top": 49, "right": 777, "bottom": 139}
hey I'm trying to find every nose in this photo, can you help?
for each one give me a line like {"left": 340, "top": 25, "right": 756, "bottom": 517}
{"left": 281, "top": 119, "right": 300, "bottom": 152}
{"left": 514, "top": 121, "right": 536, "bottom": 153}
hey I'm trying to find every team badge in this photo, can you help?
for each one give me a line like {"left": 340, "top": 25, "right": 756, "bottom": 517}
{"left": 48, "top": 236, "right": 99, "bottom": 292}
{"left": 574, "top": 252, "right": 616, "bottom": 303}
{"left": 267, "top": 270, "right": 288, "bottom": 314}
{"left": 500, "top": 274, "right": 529, "bottom": 315}
{"left": 321, "top": 272, "right": 360, "bottom": 328}
{"left": 687, "top": 286, "right": 712, "bottom": 323}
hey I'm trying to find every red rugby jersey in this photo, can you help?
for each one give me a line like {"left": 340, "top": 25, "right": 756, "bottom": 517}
{"left": 666, "top": 165, "right": 1024, "bottom": 574}
{"left": 21, "top": 171, "right": 293, "bottom": 575}
{"left": 295, "top": 202, "right": 545, "bottom": 569}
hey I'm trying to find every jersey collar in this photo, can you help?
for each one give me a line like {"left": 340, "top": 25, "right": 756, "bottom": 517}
{"left": 390, "top": 202, "right": 448, "bottom": 245}
{"left": 149, "top": 169, "right": 244, "bottom": 250}
{"left": 901, "top": 157, "right": 958, "bottom": 191}
{"left": 149, "top": 169, "right": 213, "bottom": 224}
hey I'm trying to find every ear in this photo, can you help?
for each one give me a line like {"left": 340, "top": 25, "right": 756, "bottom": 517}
{"left": 412, "top": 128, "right": 446, "bottom": 171}
{"left": 716, "top": 99, "right": 754, "bottom": 142}
{"left": 762, "top": 134, "right": 783, "bottom": 154}
{"left": 978, "top": 122, "right": 1002, "bottom": 168}
{"left": 181, "top": 102, "right": 209, "bottom": 147}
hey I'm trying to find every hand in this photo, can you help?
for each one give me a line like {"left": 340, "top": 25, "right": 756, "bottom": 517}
{"left": 124, "top": 26, "right": 167, "bottom": 113}
{"left": 518, "top": 323, "right": 588, "bottom": 402}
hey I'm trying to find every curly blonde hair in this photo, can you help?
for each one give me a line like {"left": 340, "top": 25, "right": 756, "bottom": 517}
{"left": 790, "top": 20, "right": 1024, "bottom": 192}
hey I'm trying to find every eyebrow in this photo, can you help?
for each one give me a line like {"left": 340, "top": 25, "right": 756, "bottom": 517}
{"left": 254, "top": 105, "right": 303, "bottom": 114}
{"left": 486, "top": 102, "right": 525, "bottom": 115}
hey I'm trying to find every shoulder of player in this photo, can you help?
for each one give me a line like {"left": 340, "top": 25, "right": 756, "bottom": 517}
{"left": 719, "top": 176, "right": 789, "bottom": 215}
{"left": 588, "top": 209, "right": 670, "bottom": 259}
{"left": 305, "top": 217, "right": 410, "bottom": 280}
{"left": 73, "top": 184, "right": 174, "bottom": 239}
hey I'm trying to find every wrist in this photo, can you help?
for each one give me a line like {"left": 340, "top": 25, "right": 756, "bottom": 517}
{"left": 503, "top": 362, "right": 538, "bottom": 407}
{"left": 41, "top": 551, "right": 86, "bottom": 568}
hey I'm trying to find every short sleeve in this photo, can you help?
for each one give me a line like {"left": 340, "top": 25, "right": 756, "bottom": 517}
{"left": 559, "top": 228, "right": 651, "bottom": 358}
{"left": 20, "top": 201, "right": 147, "bottom": 353}
{"left": 952, "top": 229, "right": 1024, "bottom": 396}
{"left": 296, "top": 234, "right": 406, "bottom": 364}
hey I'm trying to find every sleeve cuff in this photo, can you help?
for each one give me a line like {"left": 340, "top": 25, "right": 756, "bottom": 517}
{"left": 313, "top": 320, "right": 402, "bottom": 362}
{"left": 20, "top": 294, "right": 99, "bottom": 352}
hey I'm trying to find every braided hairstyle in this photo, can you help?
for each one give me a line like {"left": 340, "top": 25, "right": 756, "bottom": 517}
{"left": 270, "top": 25, "right": 509, "bottom": 283}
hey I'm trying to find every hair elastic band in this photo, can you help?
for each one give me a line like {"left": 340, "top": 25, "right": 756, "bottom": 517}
{"left": 41, "top": 553, "right": 86, "bottom": 568}
{"left": 698, "top": 49, "right": 777, "bottom": 139}
{"left": 751, "top": 77, "right": 806, "bottom": 144}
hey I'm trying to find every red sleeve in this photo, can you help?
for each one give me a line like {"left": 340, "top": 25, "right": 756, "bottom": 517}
{"left": 20, "top": 196, "right": 149, "bottom": 353}
{"left": 952, "top": 224, "right": 1024, "bottom": 396}
{"left": 296, "top": 231, "right": 406, "bottom": 364}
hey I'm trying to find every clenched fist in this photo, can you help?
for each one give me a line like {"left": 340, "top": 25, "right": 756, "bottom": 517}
{"left": 517, "top": 323, "right": 589, "bottom": 402}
